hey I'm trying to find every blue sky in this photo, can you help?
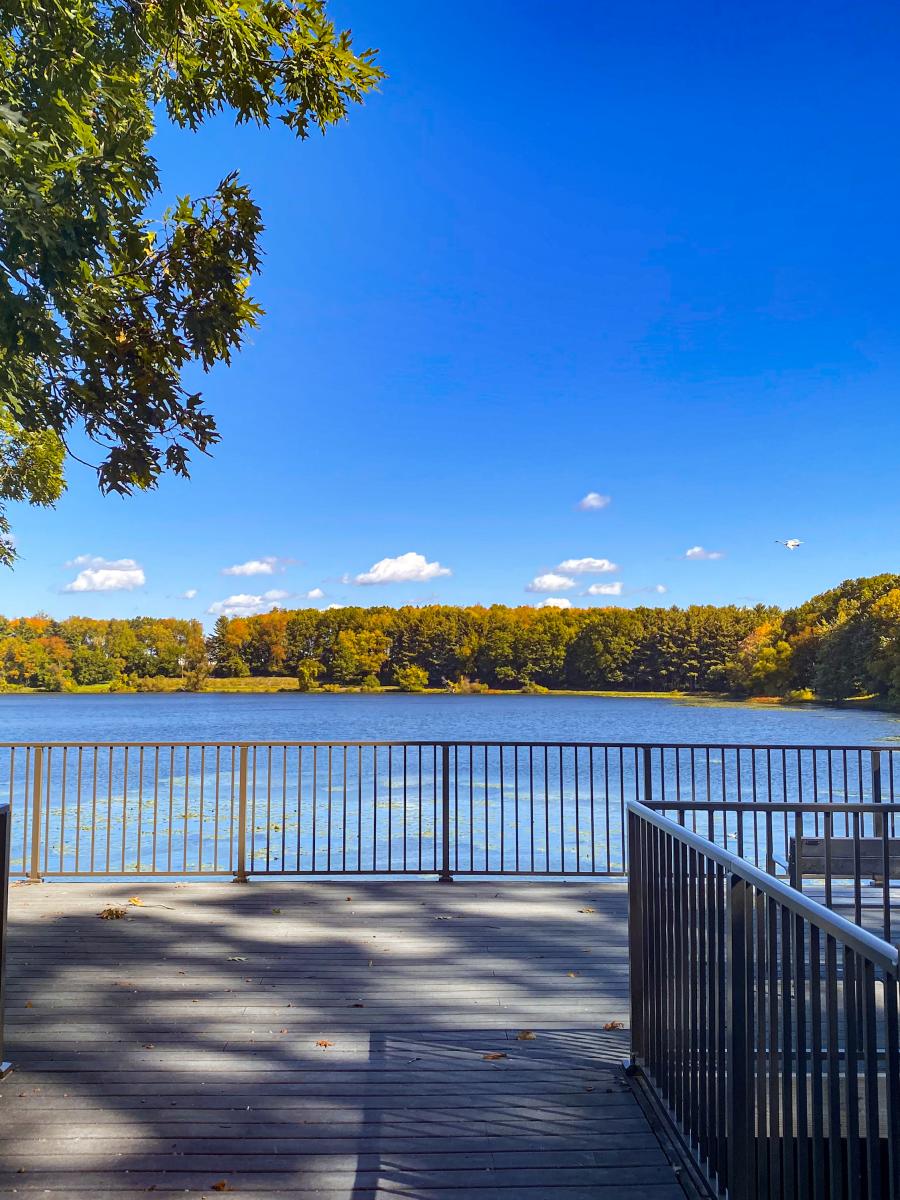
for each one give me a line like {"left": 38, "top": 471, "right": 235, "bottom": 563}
{"left": 6, "top": 0, "right": 900, "bottom": 622}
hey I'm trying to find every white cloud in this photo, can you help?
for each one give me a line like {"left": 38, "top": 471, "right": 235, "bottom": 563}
{"left": 577, "top": 492, "right": 611, "bottom": 511}
{"left": 305, "top": 587, "right": 325, "bottom": 600}
{"left": 557, "top": 557, "right": 618, "bottom": 575}
{"left": 586, "top": 581, "right": 624, "bottom": 596}
{"left": 526, "top": 572, "right": 576, "bottom": 593}
{"left": 536, "top": 597, "right": 572, "bottom": 609}
{"left": 178, "top": 588, "right": 198, "bottom": 600}
{"left": 353, "top": 552, "right": 451, "bottom": 585}
{"left": 654, "top": 584, "right": 668, "bottom": 594}
{"left": 63, "top": 555, "right": 145, "bottom": 593}
{"left": 206, "top": 589, "right": 289, "bottom": 618}
{"left": 684, "top": 546, "right": 724, "bottom": 560}
{"left": 222, "top": 556, "right": 281, "bottom": 577}
{"left": 325, "top": 603, "right": 346, "bottom": 610}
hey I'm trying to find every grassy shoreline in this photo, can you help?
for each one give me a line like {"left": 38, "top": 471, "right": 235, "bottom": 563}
{"left": 0, "top": 676, "right": 897, "bottom": 711}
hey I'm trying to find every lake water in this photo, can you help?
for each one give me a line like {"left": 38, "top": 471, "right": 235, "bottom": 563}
{"left": 3, "top": 694, "right": 897, "bottom": 879}
{"left": 0, "top": 690, "right": 898, "bottom": 746}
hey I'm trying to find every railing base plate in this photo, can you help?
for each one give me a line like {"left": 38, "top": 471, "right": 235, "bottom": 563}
{"left": 623, "top": 1060, "right": 715, "bottom": 1199}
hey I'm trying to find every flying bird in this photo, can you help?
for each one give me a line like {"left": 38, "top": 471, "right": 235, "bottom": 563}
{"left": 775, "top": 539, "right": 803, "bottom": 550}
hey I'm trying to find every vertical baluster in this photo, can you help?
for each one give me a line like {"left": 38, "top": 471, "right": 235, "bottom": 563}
{"left": 809, "top": 925, "right": 825, "bottom": 1200}
{"left": 152, "top": 747, "right": 160, "bottom": 875}
{"left": 726, "top": 872, "right": 753, "bottom": 1200}
{"left": 884, "top": 968, "right": 900, "bottom": 1200}
{"left": 234, "top": 745, "right": 249, "bottom": 884}
{"left": 767, "top": 896, "right": 782, "bottom": 1198}
{"left": 59, "top": 746, "right": 68, "bottom": 875}
{"left": 280, "top": 745, "right": 287, "bottom": 873}
{"left": 572, "top": 746, "right": 578, "bottom": 874}
{"left": 439, "top": 744, "right": 452, "bottom": 883}
{"left": 588, "top": 746, "right": 595, "bottom": 875}
{"left": 74, "top": 747, "right": 83, "bottom": 876}
{"left": 313, "top": 744, "right": 319, "bottom": 872}
{"left": 844, "top": 948, "right": 861, "bottom": 1199}
{"left": 182, "top": 746, "right": 190, "bottom": 875}
{"left": 558, "top": 745, "right": 564, "bottom": 874}
{"left": 327, "top": 745, "right": 333, "bottom": 873}
{"left": 795, "top": 914, "right": 810, "bottom": 1200}
{"left": 135, "top": 746, "right": 144, "bottom": 874}
{"left": 824, "top": 934, "right": 842, "bottom": 1200}
{"left": 214, "top": 746, "right": 222, "bottom": 875}
{"left": 343, "top": 745, "right": 349, "bottom": 874}
{"left": 861, "top": 957, "right": 881, "bottom": 1199}
{"left": 755, "top": 886, "right": 769, "bottom": 1191}
{"left": 119, "top": 745, "right": 128, "bottom": 874}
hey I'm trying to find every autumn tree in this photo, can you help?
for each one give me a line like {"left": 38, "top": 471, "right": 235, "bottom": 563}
{"left": 182, "top": 627, "right": 211, "bottom": 692}
{"left": 330, "top": 629, "right": 391, "bottom": 686}
{"left": 0, "top": 0, "right": 382, "bottom": 561}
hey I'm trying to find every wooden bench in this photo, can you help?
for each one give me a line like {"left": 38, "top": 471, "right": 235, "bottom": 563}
{"left": 784, "top": 835, "right": 900, "bottom": 889}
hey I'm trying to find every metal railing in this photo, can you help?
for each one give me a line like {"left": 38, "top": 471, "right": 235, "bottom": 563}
{"left": 646, "top": 800, "right": 900, "bottom": 943}
{"left": 628, "top": 799, "right": 900, "bottom": 1200}
{"left": 0, "top": 802, "right": 11, "bottom": 1076}
{"left": 1, "top": 740, "right": 897, "bottom": 880}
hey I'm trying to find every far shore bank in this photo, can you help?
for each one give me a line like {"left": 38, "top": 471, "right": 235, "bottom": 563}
{"left": 0, "top": 677, "right": 897, "bottom": 713}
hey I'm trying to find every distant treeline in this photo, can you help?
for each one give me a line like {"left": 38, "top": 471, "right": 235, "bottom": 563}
{"left": 1, "top": 574, "right": 899, "bottom": 700}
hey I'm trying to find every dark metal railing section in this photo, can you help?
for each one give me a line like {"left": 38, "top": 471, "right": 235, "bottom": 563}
{"left": 0, "top": 740, "right": 897, "bottom": 880}
{"left": 628, "top": 799, "right": 900, "bottom": 1200}
{"left": 647, "top": 800, "right": 900, "bottom": 943}
{"left": 0, "top": 801, "right": 11, "bottom": 1076}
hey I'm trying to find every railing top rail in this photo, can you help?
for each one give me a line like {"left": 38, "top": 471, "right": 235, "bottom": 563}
{"left": 648, "top": 801, "right": 900, "bottom": 813}
{"left": 628, "top": 800, "right": 900, "bottom": 970}
{"left": 0, "top": 738, "right": 894, "bottom": 751}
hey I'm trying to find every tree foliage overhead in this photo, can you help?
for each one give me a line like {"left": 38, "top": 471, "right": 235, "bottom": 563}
{"left": 0, "top": 0, "right": 383, "bottom": 561}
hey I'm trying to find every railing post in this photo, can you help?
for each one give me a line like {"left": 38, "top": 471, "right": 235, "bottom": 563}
{"left": 233, "top": 745, "right": 249, "bottom": 884}
{"left": 726, "top": 871, "right": 753, "bottom": 1200}
{"left": 28, "top": 745, "right": 43, "bottom": 883}
{"left": 0, "top": 803, "right": 11, "bottom": 1077}
{"left": 627, "top": 808, "right": 645, "bottom": 1066}
{"left": 642, "top": 745, "right": 653, "bottom": 807}
{"left": 438, "top": 743, "right": 453, "bottom": 882}
{"left": 872, "top": 750, "right": 884, "bottom": 838}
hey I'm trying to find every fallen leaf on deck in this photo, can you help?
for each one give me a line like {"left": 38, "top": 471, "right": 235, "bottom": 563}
{"left": 346, "top": 896, "right": 352, "bottom": 901}
{"left": 143, "top": 1043, "right": 155, "bottom": 1049}
{"left": 516, "top": 1030, "right": 536, "bottom": 1040}
{"left": 567, "top": 971, "right": 580, "bottom": 978}
{"left": 227, "top": 956, "right": 246, "bottom": 962}
{"left": 128, "top": 897, "right": 144, "bottom": 906}
{"left": 210, "top": 1183, "right": 231, "bottom": 1194}
{"left": 482, "top": 1052, "right": 507, "bottom": 1061}
{"left": 350, "top": 1002, "right": 365, "bottom": 1008}
{"left": 316, "top": 1040, "right": 333, "bottom": 1048}
{"left": 577, "top": 907, "right": 596, "bottom": 914}
{"left": 24, "top": 1001, "right": 32, "bottom": 1008}
{"left": 98, "top": 907, "right": 126, "bottom": 920}
{"left": 603, "top": 1020, "right": 625, "bottom": 1030}
{"left": 271, "top": 908, "right": 282, "bottom": 914}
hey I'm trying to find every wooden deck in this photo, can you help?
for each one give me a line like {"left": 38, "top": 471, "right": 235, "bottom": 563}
{"left": 0, "top": 880, "right": 684, "bottom": 1199}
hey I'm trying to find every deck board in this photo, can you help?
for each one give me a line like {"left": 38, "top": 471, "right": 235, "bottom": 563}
{"left": 0, "top": 881, "right": 683, "bottom": 1198}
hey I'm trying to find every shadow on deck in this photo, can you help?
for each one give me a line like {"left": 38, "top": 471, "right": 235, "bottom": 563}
{"left": 0, "top": 881, "right": 685, "bottom": 1198}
